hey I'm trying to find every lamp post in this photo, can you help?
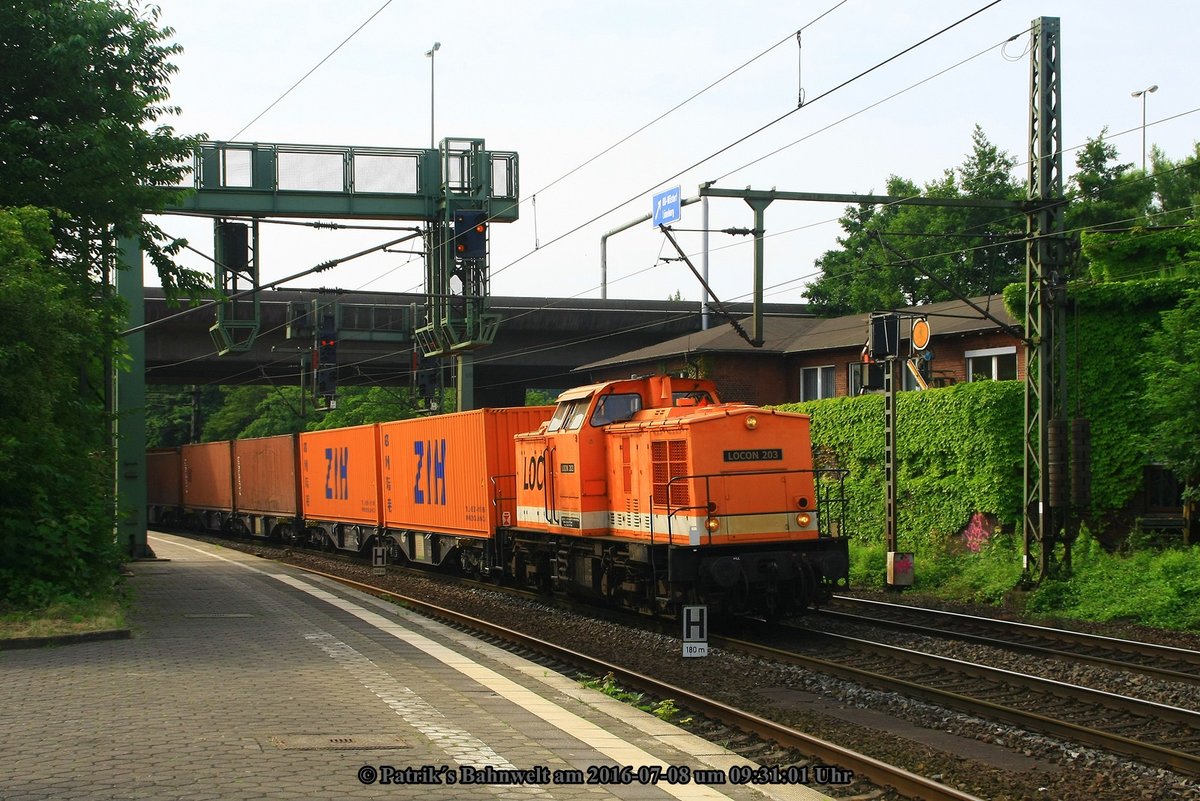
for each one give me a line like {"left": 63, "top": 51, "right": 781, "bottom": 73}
{"left": 1131, "top": 84, "right": 1158, "bottom": 172}
{"left": 425, "top": 41, "right": 441, "bottom": 149}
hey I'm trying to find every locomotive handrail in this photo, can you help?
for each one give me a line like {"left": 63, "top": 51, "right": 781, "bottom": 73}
{"left": 542, "top": 446, "right": 559, "bottom": 525}
{"left": 489, "top": 473, "right": 517, "bottom": 506}
{"left": 663, "top": 467, "right": 850, "bottom": 540}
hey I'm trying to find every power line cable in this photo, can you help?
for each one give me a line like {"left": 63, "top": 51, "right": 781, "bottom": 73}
{"left": 488, "top": 1, "right": 1005, "bottom": 282}
{"left": 228, "top": 0, "right": 396, "bottom": 140}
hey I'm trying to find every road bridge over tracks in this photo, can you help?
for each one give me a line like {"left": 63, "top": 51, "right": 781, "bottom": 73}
{"left": 144, "top": 287, "right": 810, "bottom": 406}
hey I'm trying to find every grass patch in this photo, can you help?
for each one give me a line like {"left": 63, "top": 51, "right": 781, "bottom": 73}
{"left": 848, "top": 532, "right": 1200, "bottom": 631}
{"left": 581, "top": 672, "right": 693, "bottom": 725}
{"left": 0, "top": 594, "right": 127, "bottom": 640}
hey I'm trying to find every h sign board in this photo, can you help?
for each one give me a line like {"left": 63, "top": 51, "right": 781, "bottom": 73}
{"left": 682, "top": 605, "right": 708, "bottom": 657}
{"left": 652, "top": 186, "right": 682, "bottom": 227}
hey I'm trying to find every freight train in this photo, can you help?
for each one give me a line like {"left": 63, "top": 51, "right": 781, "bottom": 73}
{"left": 147, "top": 375, "right": 850, "bottom": 617}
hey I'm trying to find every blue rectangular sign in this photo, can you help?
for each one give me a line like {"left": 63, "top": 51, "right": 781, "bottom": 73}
{"left": 652, "top": 186, "right": 682, "bottom": 227}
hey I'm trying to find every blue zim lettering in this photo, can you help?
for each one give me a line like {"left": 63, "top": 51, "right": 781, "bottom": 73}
{"left": 413, "top": 441, "right": 424, "bottom": 504}
{"left": 413, "top": 439, "right": 447, "bottom": 506}
{"left": 432, "top": 439, "right": 446, "bottom": 505}
{"left": 325, "top": 446, "right": 349, "bottom": 500}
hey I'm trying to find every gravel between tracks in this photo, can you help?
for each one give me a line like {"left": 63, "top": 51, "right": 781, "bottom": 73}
{"left": 185, "top": 537, "right": 1200, "bottom": 801}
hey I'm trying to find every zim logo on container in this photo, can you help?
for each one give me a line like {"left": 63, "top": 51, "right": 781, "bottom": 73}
{"left": 325, "top": 447, "right": 349, "bottom": 500}
{"left": 723, "top": 448, "right": 783, "bottom": 462}
{"left": 413, "top": 438, "right": 447, "bottom": 506}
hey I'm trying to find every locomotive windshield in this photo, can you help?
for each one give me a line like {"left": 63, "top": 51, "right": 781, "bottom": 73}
{"left": 547, "top": 398, "right": 590, "bottom": 432}
{"left": 590, "top": 393, "right": 642, "bottom": 426}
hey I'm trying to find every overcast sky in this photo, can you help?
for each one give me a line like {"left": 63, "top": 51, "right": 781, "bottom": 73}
{"left": 147, "top": 0, "right": 1198, "bottom": 306}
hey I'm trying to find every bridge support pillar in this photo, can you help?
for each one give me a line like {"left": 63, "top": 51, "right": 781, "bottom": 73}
{"left": 115, "top": 237, "right": 152, "bottom": 558}
{"left": 456, "top": 352, "right": 474, "bottom": 411}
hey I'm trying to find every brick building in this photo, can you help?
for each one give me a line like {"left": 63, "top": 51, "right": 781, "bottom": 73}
{"left": 578, "top": 295, "right": 1023, "bottom": 405}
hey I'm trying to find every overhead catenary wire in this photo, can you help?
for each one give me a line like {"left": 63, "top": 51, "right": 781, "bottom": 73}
{"left": 488, "top": 0, "right": 1006, "bottom": 283}
{"left": 227, "top": 0, "right": 396, "bottom": 141}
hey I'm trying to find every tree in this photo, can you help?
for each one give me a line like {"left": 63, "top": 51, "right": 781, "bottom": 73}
{"left": 804, "top": 126, "right": 1023, "bottom": 314}
{"left": 0, "top": 207, "right": 122, "bottom": 607}
{"left": 1065, "top": 130, "right": 1153, "bottom": 235}
{"left": 201, "top": 386, "right": 302, "bottom": 441}
{"left": 1150, "top": 142, "right": 1200, "bottom": 225}
{"left": 307, "top": 387, "right": 422, "bottom": 431}
{"left": 0, "top": 0, "right": 208, "bottom": 297}
{"left": 1071, "top": 133, "right": 1198, "bottom": 281}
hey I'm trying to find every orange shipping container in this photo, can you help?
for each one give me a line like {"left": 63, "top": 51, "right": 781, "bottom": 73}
{"left": 146, "top": 448, "right": 182, "bottom": 507}
{"left": 379, "top": 407, "right": 553, "bottom": 539}
{"left": 299, "top": 425, "right": 381, "bottom": 525}
{"left": 234, "top": 434, "right": 298, "bottom": 516}
{"left": 182, "top": 441, "right": 233, "bottom": 511}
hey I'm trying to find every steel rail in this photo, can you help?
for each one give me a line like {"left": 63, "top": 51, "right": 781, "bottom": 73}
{"left": 830, "top": 595, "right": 1200, "bottom": 678}
{"left": 817, "top": 607, "right": 1200, "bottom": 687}
{"left": 712, "top": 630, "right": 1200, "bottom": 777}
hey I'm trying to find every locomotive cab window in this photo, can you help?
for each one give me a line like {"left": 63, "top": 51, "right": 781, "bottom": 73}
{"left": 590, "top": 393, "right": 642, "bottom": 426}
{"left": 548, "top": 398, "right": 590, "bottom": 432}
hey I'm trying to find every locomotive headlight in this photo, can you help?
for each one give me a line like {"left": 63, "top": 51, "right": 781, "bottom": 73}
{"left": 705, "top": 516, "right": 721, "bottom": 532}
{"left": 744, "top": 415, "right": 758, "bottom": 430}
{"left": 796, "top": 512, "right": 812, "bottom": 527}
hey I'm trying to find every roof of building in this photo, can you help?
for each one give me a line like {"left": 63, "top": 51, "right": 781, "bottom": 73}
{"left": 577, "top": 294, "right": 1017, "bottom": 370}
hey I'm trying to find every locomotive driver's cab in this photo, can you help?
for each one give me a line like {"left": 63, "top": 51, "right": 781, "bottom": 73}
{"left": 514, "top": 376, "right": 722, "bottom": 534}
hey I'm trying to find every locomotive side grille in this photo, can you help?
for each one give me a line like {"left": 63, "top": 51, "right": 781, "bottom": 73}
{"left": 651, "top": 439, "right": 690, "bottom": 507}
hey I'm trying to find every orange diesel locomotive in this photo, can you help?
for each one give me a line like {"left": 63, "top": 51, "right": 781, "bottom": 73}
{"left": 147, "top": 375, "right": 849, "bottom": 617}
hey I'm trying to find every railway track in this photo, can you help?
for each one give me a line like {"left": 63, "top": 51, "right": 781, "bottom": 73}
{"left": 723, "top": 623, "right": 1200, "bottom": 777}
{"left": 819, "top": 595, "right": 1200, "bottom": 686}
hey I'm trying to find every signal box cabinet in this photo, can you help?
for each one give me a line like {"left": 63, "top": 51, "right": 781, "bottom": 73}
{"left": 378, "top": 407, "right": 553, "bottom": 540}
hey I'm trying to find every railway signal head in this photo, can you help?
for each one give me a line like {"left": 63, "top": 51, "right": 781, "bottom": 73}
{"left": 453, "top": 209, "right": 487, "bottom": 260}
{"left": 315, "top": 313, "right": 338, "bottom": 397}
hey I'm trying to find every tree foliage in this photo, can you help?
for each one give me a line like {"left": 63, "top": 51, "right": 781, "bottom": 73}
{"left": 0, "top": 208, "right": 122, "bottom": 608}
{"left": 804, "top": 126, "right": 1024, "bottom": 314}
{"left": 1064, "top": 130, "right": 1153, "bottom": 234}
{"left": 1, "top": 1, "right": 207, "bottom": 608}
{"left": 0, "top": 0, "right": 208, "bottom": 297}
{"left": 1141, "top": 289, "right": 1200, "bottom": 509}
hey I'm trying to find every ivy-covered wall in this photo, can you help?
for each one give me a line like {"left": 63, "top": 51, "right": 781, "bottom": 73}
{"left": 1004, "top": 278, "right": 1199, "bottom": 533}
{"left": 776, "top": 380, "right": 1024, "bottom": 551}
{"left": 775, "top": 276, "right": 1197, "bottom": 549}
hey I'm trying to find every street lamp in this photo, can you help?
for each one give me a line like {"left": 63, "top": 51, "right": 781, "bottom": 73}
{"left": 1131, "top": 84, "right": 1158, "bottom": 172}
{"left": 425, "top": 41, "right": 441, "bottom": 149}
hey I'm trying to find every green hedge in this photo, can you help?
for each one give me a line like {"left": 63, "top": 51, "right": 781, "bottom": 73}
{"left": 776, "top": 380, "right": 1024, "bottom": 551}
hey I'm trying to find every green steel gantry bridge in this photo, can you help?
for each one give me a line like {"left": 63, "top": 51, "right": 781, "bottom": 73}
{"left": 117, "top": 137, "right": 518, "bottom": 557}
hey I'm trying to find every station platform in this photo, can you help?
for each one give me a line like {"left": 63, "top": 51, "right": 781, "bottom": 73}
{"left": 0, "top": 532, "right": 831, "bottom": 801}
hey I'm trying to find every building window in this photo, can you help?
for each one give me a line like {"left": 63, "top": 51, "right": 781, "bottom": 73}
{"left": 801, "top": 365, "right": 836, "bottom": 400}
{"left": 965, "top": 346, "right": 1017, "bottom": 381}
